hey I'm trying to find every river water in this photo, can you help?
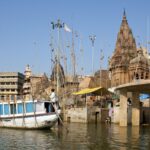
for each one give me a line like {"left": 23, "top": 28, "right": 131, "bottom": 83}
{"left": 0, "top": 123, "right": 150, "bottom": 150}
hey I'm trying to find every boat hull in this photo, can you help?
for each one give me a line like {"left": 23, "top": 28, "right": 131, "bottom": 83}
{"left": 0, "top": 112, "right": 59, "bottom": 129}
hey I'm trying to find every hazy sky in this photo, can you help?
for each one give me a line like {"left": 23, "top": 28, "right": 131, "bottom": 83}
{"left": 0, "top": 0, "right": 150, "bottom": 76}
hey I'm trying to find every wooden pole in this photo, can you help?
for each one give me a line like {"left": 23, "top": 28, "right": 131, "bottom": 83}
{"left": 51, "top": 102, "right": 69, "bottom": 133}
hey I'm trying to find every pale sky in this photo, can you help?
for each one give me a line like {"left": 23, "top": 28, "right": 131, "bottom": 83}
{"left": 0, "top": 0, "right": 150, "bottom": 76}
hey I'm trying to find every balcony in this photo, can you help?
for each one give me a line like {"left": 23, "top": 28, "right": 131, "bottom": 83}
{"left": 0, "top": 85, "right": 18, "bottom": 89}
{"left": 0, "top": 78, "right": 18, "bottom": 82}
{"left": 0, "top": 91, "right": 18, "bottom": 94}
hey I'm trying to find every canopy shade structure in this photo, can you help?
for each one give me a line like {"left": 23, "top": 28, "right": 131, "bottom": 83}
{"left": 139, "top": 94, "right": 150, "bottom": 100}
{"left": 72, "top": 87, "right": 110, "bottom": 96}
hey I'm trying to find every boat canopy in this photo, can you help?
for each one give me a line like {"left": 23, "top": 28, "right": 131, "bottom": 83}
{"left": 72, "top": 87, "right": 110, "bottom": 96}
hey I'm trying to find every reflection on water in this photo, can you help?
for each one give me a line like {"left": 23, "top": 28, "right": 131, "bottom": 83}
{"left": 0, "top": 123, "right": 150, "bottom": 150}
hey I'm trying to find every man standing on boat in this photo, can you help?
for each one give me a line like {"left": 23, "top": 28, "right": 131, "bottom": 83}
{"left": 50, "top": 89, "right": 56, "bottom": 102}
{"left": 50, "top": 89, "right": 59, "bottom": 111}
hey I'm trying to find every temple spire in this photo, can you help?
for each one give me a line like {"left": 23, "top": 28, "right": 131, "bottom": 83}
{"left": 123, "top": 9, "right": 127, "bottom": 20}
{"left": 110, "top": 10, "right": 137, "bottom": 67}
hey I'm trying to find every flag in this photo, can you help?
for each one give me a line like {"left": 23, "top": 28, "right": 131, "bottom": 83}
{"left": 64, "top": 24, "right": 72, "bottom": 32}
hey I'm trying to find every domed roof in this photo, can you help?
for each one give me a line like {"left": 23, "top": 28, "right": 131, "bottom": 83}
{"left": 130, "top": 47, "right": 149, "bottom": 65}
{"left": 51, "top": 62, "right": 65, "bottom": 86}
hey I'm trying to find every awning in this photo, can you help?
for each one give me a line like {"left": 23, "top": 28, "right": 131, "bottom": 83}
{"left": 72, "top": 87, "right": 110, "bottom": 96}
{"left": 139, "top": 94, "right": 150, "bottom": 100}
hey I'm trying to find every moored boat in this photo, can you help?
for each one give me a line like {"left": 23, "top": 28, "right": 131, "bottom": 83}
{"left": 0, "top": 100, "right": 61, "bottom": 129}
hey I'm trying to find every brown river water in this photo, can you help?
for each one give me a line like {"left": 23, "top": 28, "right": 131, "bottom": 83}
{"left": 0, "top": 123, "right": 150, "bottom": 150}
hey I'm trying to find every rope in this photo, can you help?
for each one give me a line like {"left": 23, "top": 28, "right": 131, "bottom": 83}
{"left": 33, "top": 99, "right": 38, "bottom": 127}
{"left": 12, "top": 97, "right": 16, "bottom": 126}
{"left": 22, "top": 98, "right": 26, "bottom": 127}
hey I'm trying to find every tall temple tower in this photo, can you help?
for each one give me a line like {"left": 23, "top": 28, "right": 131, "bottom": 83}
{"left": 23, "top": 64, "right": 32, "bottom": 100}
{"left": 109, "top": 11, "right": 137, "bottom": 87}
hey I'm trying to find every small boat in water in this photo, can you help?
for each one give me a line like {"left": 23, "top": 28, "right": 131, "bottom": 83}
{"left": 0, "top": 100, "right": 61, "bottom": 129}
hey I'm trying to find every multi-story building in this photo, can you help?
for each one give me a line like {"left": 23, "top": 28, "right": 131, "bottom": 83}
{"left": 0, "top": 72, "right": 24, "bottom": 101}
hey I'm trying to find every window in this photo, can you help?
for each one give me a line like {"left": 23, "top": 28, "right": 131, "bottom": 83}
{"left": 136, "top": 73, "right": 139, "bottom": 79}
{"left": 18, "top": 103, "right": 23, "bottom": 114}
{"left": 4, "top": 104, "right": 9, "bottom": 115}
{"left": 145, "top": 73, "right": 149, "bottom": 79}
{"left": 141, "top": 72, "right": 144, "bottom": 79}
{"left": 11, "top": 95, "right": 14, "bottom": 101}
{"left": 26, "top": 102, "right": 33, "bottom": 113}
{"left": 0, "top": 104, "right": 3, "bottom": 115}
{"left": 0, "top": 96, "right": 4, "bottom": 100}
{"left": 10, "top": 104, "right": 16, "bottom": 114}
{"left": 11, "top": 82, "right": 16, "bottom": 85}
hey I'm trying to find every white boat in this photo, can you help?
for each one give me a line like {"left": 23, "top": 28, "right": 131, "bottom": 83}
{"left": 0, "top": 100, "right": 61, "bottom": 129}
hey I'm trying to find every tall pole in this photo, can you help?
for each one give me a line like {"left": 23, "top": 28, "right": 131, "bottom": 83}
{"left": 100, "top": 49, "right": 104, "bottom": 87}
{"left": 146, "top": 17, "right": 149, "bottom": 54}
{"left": 71, "top": 30, "right": 76, "bottom": 79}
{"left": 89, "top": 35, "right": 96, "bottom": 76}
{"left": 49, "top": 34, "right": 54, "bottom": 78}
{"left": 51, "top": 19, "right": 64, "bottom": 95}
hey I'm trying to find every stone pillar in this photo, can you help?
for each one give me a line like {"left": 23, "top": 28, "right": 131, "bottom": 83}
{"left": 119, "top": 89, "right": 128, "bottom": 126}
{"left": 132, "top": 92, "right": 140, "bottom": 126}
{"left": 14, "top": 95, "right": 17, "bottom": 101}
{"left": 9, "top": 95, "right": 11, "bottom": 101}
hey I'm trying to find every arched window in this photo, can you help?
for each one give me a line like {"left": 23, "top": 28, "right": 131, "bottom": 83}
{"left": 141, "top": 72, "right": 144, "bottom": 79}
{"left": 136, "top": 73, "right": 139, "bottom": 79}
{"left": 145, "top": 72, "right": 149, "bottom": 79}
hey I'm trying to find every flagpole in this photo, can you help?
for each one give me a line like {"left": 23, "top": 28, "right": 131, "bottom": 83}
{"left": 100, "top": 49, "right": 104, "bottom": 87}
{"left": 72, "top": 29, "right": 76, "bottom": 79}
{"left": 89, "top": 35, "right": 96, "bottom": 76}
{"left": 51, "top": 19, "right": 64, "bottom": 95}
{"left": 64, "top": 23, "right": 72, "bottom": 76}
{"left": 147, "top": 16, "right": 149, "bottom": 54}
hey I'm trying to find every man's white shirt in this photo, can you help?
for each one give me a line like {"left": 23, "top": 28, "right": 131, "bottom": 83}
{"left": 50, "top": 92, "right": 56, "bottom": 103}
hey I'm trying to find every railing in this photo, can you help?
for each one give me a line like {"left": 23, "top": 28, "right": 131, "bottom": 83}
{"left": 0, "top": 78, "right": 18, "bottom": 82}
{"left": 0, "top": 85, "right": 18, "bottom": 88}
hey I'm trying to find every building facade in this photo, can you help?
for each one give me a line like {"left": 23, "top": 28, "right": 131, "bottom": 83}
{"left": 0, "top": 72, "right": 24, "bottom": 101}
{"left": 23, "top": 65, "right": 49, "bottom": 100}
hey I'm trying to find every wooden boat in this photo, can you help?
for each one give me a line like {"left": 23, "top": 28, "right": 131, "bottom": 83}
{"left": 0, "top": 100, "right": 61, "bottom": 129}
